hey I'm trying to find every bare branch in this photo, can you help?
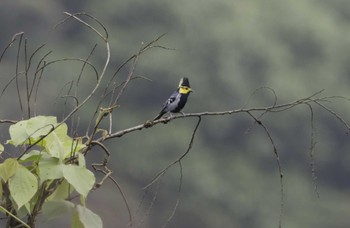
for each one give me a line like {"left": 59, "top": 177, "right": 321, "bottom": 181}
{"left": 59, "top": 12, "right": 108, "bottom": 41}
{"left": 313, "top": 100, "right": 350, "bottom": 133}
{"left": 102, "top": 91, "right": 349, "bottom": 142}
{"left": 0, "top": 32, "right": 24, "bottom": 63}
{"left": 143, "top": 116, "right": 201, "bottom": 189}
{"left": 163, "top": 161, "right": 183, "bottom": 228}
{"left": 242, "top": 86, "right": 278, "bottom": 109}
{"left": 0, "top": 119, "right": 17, "bottom": 124}
{"left": 305, "top": 103, "right": 320, "bottom": 198}
{"left": 52, "top": 12, "right": 111, "bottom": 127}
{"left": 105, "top": 33, "right": 169, "bottom": 106}
{"left": 35, "top": 58, "right": 99, "bottom": 81}
{"left": 93, "top": 169, "right": 132, "bottom": 226}
{"left": 246, "top": 111, "right": 284, "bottom": 228}
{"left": 15, "top": 32, "right": 24, "bottom": 116}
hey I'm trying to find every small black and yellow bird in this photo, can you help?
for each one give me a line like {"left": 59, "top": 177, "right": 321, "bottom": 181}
{"left": 153, "top": 77, "right": 193, "bottom": 120}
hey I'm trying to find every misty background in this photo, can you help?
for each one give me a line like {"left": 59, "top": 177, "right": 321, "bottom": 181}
{"left": 1, "top": 0, "right": 350, "bottom": 227}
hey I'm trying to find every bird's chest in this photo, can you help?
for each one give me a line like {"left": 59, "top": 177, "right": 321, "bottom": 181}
{"left": 166, "top": 93, "right": 187, "bottom": 113}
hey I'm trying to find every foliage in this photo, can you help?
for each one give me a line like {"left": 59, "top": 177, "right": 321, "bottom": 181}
{"left": 0, "top": 116, "right": 99, "bottom": 227}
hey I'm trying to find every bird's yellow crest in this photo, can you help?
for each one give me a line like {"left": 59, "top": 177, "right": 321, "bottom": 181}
{"left": 178, "top": 78, "right": 184, "bottom": 87}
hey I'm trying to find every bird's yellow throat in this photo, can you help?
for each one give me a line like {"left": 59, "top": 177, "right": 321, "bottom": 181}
{"left": 179, "top": 86, "right": 192, "bottom": 94}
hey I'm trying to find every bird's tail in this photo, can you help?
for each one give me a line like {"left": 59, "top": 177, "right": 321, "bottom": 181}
{"left": 153, "top": 111, "right": 166, "bottom": 120}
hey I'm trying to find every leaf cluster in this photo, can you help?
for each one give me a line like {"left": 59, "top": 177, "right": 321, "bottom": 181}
{"left": 0, "top": 116, "right": 100, "bottom": 228}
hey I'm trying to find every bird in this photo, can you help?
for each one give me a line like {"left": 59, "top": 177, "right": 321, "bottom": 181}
{"left": 153, "top": 77, "right": 193, "bottom": 120}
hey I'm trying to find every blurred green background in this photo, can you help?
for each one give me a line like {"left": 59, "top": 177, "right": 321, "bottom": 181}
{"left": 1, "top": 0, "right": 350, "bottom": 227}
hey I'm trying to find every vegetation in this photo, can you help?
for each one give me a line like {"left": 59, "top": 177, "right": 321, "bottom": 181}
{"left": 1, "top": 1, "right": 350, "bottom": 227}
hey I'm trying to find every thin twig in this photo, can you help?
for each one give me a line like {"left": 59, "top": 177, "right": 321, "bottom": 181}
{"left": 163, "top": 161, "right": 183, "bottom": 228}
{"left": 313, "top": 100, "right": 350, "bottom": 133}
{"left": 143, "top": 116, "right": 201, "bottom": 190}
{"left": 305, "top": 103, "right": 320, "bottom": 198}
{"left": 246, "top": 111, "right": 284, "bottom": 228}
{"left": 0, "top": 32, "right": 24, "bottom": 63}
{"left": 0, "top": 119, "right": 17, "bottom": 124}
{"left": 106, "top": 33, "right": 168, "bottom": 106}
{"left": 54, "top": 12, "right": 110, "bottom": 126}
{"left": 15, "top": 32, "right": 24, "bottom": 115}
{"left": 94, "top": 169, "right": 132, "bottom": 226}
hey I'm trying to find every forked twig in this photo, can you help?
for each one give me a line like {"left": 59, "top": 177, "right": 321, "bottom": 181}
{"left": 93, "top": 169, "right": 132, "bottom": 226}
{"left": 246, "top": 111, "right": 284, "bottom": 228}
{"left": 143, "top": 116, "right": 201, "bottom": 190}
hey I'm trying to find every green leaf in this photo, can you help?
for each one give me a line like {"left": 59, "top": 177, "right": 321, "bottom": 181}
{"left": 8, "top": 116, "right": 57, "bottom": 146}
{"left": 8, "top": 116, "right": 86, "bottom": 161}
{"left": 62, "top": 165, "right": 95, "bottom": 197}
{"left": 0, "top": 180, "right": 3, "bottom": 201}
{"left": 78, "top": 153, "right": 86, "bottom": 168}
{"left": 0, "top": 158, "right": 19, "bottom": 182}
{"left": 44, "top": 123, "right": 86, "bottom": 160}
{"left": 43, "top": 124, "right": 69, "bottom": 160}
{"left": 80, "top": 195, "right": 86, "bottom": 207}
{"left": 72, "top": 210, "right": 84, "bottom": 228}
{"left": 47, "top": 179, "right": 74, "bottom": 201}
{"left": 42, "top": 200, "right": 75, "bottom": 221}
{"left": 16, "top": 203, "right": 31, "bottom": 219}
{"left": 38, "top": 157, "right": 64, "bottom": 183}
{"left": 0, "top": 143, "right": 4, "bottom": 155}
{"left": 7, "top": 120, "right": 31, "bottom": 146}
{"left": 8, "top": 166, "right": 38, "bottom": 209}
{"left": 75, "top": 205, "right": 103, "bottom": 228}
{"left": 0, "top": 205, "right": 30, "bottom": 228}
{"left": 19, "top": 150, "right": 42, "bottom": 163}
{"left": 25, "top": 116, "right": 57, "bottom": 138}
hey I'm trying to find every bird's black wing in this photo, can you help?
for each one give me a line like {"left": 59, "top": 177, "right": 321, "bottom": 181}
{"left": 163, "top": 91, "right": 177, "bottom": 107}
{"left": 153, "top": 91, "right": 178, "bottom": 120}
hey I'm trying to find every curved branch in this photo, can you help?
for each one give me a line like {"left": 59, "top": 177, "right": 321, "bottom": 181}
{"left": 35, "top": 58, "right": 99, "bottom": 81}
{"left": 94, "top": 169, "right": 132, "bottom": 226}
{"left": 54, "top": 12, "right": 111, "bottom": 125}
{"left": 0, "top": 32, "right": 24, "bottom": 64}
{"left": 143, "top": 116, "right": 201, "bottom": 189}
{"left": 246, "top": 111, "right": 284, "bottom": 228}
